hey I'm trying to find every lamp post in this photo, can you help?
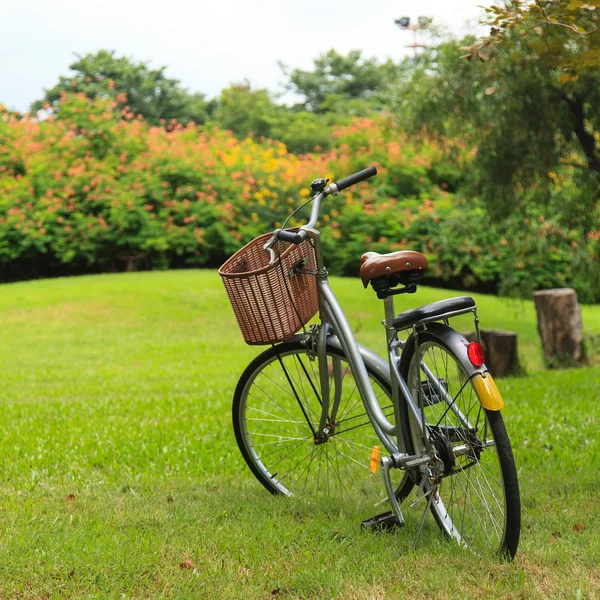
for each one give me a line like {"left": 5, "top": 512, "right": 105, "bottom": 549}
{"left": 394, "top": 16, "right": 433, "bottom": 60}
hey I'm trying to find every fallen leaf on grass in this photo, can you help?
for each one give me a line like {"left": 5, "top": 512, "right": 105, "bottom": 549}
{"left": 65, "top": 494, "right": 75, "bottom": 503}
{"left": 573, "top": 523, "right": 586, "bottom": 533}
{"left": 180, "top": 560, "right": 196, "bottom": 570}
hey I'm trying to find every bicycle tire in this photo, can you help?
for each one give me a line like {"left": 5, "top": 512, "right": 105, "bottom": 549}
{"left": 400, "top": 329, "right": 521, "bottom": 558}
{"left": 233, "top": 338, "right": 414, "bottom": 506}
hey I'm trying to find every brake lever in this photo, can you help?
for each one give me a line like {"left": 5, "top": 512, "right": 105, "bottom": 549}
{"left": 263, "top": 232, "right": 279, "bottom": 266}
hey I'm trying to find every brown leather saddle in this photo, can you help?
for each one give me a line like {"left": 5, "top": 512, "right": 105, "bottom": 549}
{"left": 359, "top": 250, "right": 428, "bottom": 298}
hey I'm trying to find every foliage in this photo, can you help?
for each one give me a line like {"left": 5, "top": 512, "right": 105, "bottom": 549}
{"left": 281, "top": 49, "right": 399, "bottom": 114}
{"left": 468, "top": 0, "right": 600, "bottom": 175}
{"left": 209, "top": 82, "right": 340, "bottom": 154}
{"left": 1, "top": 97, "right": 599, "bottom": 300}
{"left": 210, "top": 49, "right": 402, "bottom": 152}
{"left": 28, "top": 48, "right": 395, "bottom": 153}
{"left": 212, "top": 83, "right": 277, "bottom": 140}
{"left": 31, "top": 50, "right": 209, "bottom": 126}
{"left": 268, "top": 109, "right": 340, "bottom": 155}
{"left": 467, "top": 0, "right": 600, "bottom": 75}
{"left": 0, "top": 94, "right": 330, "bottom": 279}
{"left": 389, "top": 27, "right": 600, "bottom": 223}
{"left": 318, "top": 118, "right": 600, "bottom": 302}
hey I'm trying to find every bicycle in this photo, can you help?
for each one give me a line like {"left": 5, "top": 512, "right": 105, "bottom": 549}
{"left": 219, "top": 166, "right": 521, "bottom": 558}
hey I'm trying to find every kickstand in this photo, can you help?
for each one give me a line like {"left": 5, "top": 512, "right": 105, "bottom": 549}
{"left": 412, "top": 464, "right": 441, "bottom": 550}
{"left": 361, "top": 455, "right": 406, "bottom": 532}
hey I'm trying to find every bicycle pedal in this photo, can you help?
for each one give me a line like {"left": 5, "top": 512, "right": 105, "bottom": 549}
{"left": 361, "top": 510, "right": 402, "bottom": 532}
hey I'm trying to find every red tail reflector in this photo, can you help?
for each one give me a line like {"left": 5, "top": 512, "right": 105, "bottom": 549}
{"left": 467, "top": 342, "right": 485, "bottom": 367}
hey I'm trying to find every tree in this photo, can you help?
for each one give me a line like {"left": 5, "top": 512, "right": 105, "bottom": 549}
{"left": 389, "top": 23, "right": 600, "bottom": 225}
{"left": 32, "top": 50, "right": 209, "bottom": 126}
{"left": 210, "top": 82, "right": 343, "bottom": 154}
{"left": 462, "top": 0, "right": 600, "bottom": 175}
{"left": 386, "top": 9, "right": 600, "bottom": 299}
{"left": 467, "top": 0, "right": 600, "bottom": 74}
{"left": 212, "top": 82, "right": 278, "bottom": 140}
{"left": 281, "top": 49, "right": 399, "bottom": 114}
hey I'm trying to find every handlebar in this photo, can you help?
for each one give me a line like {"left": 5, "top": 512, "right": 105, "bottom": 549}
{"left": 265, "top": 166, "right": 377, "bottom": 263}
{"left": 332, "top": 166, "right": 377, "bottom": 193}
{"left": 276, "top": 229, "right": 306, "bottom": 244}
{"left": 273, "top": 166, "right": 377, "bottom": 244}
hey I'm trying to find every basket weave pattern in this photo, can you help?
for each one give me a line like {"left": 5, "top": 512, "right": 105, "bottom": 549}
{"left": 219, "top": 232, "right": 319, "bottom": 345}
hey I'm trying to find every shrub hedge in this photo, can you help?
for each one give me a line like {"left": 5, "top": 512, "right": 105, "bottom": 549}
{"left": 1, "top": 95, "right": 598, "bottom": 301}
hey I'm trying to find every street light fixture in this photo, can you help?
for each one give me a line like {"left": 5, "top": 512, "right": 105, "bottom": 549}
{"left": 395, "top": 15, "right": 433, "bottom": 60}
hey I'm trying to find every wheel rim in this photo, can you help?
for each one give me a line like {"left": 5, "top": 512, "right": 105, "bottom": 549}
{"left": 408, "top": 340, "right": 508, "bottom": 553}
{"left": 237, "top": 347, "right": 403, "bottom": 505}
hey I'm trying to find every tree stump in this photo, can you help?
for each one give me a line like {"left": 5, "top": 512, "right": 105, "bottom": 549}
{"left": 533, "top": 288, "right": 584, "bottom": 367}
{"left": 117, "top": 253, "right": 148, "bottom": 272}
{"left": 464, "top": 330, "right": 521, "bottom": 378}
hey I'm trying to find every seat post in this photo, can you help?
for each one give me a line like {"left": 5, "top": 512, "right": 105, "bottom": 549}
{"left": 383, "top": 296, "right": 397, "bottom": 347}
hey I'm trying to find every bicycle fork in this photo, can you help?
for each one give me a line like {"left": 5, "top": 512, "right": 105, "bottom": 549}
{"left": 313, "top": 322, "right": 343, "bottom": 444}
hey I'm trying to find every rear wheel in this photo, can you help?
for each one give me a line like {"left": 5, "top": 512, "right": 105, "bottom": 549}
{"left": 233, "top": 339, "right": 413, "bottom": 507}
{"left": 402, "top": 332, "right": 520, "bottom": 557}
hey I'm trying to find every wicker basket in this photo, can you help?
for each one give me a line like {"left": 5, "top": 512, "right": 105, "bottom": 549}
{"left": 219, "top": 231, "right": 319, "bottom": 345}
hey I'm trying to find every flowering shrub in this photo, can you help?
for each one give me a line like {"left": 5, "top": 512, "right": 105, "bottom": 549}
{"left": 0, "top": 96, "right": 598, "bottom": 301}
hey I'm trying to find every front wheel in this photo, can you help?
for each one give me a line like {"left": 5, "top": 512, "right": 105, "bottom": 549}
{"left": 233, "top": 338, "right": 413, "bottom": 508}
{"left": 401, "top": 330, "right": 521, "bottom": 558}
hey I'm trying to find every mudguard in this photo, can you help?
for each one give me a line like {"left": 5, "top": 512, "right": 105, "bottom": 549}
{"left": 399, "top": 322, "right": 504, "bottom": 411}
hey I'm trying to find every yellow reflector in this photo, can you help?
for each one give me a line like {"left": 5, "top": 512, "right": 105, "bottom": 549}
{"left": 369, "top": 446, "right": 380, "bottom": 474}
{"left": 472, "top": 373, "right": 504, "bottom": 411}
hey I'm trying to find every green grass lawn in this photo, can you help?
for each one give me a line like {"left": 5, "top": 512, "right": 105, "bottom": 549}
{"left": 0, "top": 270, "right": 598, "bottom": 598}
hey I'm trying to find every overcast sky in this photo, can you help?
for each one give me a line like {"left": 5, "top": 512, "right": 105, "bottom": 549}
{"left": 0, "top": 0, "right": 492, "bottom": 112}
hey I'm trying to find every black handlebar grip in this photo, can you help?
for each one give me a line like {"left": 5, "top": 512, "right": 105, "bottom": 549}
{"left": 276, "top": 229, "right": 306, "bottom": 244}
{"left": 334, "top": 166, "right": 377, "bottom": 192}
